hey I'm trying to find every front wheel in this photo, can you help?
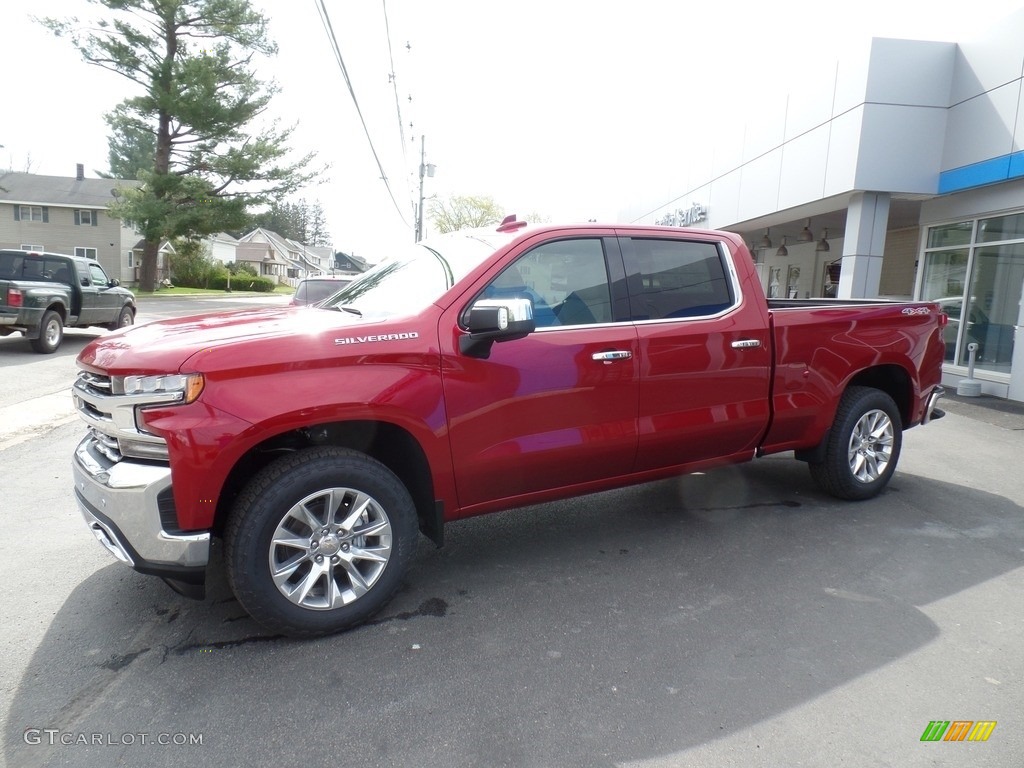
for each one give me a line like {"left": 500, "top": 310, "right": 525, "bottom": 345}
{"left": 809, "top": 386, "right": 903, "bottom": 500}
{"left": 109, "top": 305, "right": 135, "bottom": 331}
{"left": 225, "top": 447, "right": 419, "bottom": 637}
{"left": 29, "top": 310, "right": 63, "bottom": 353}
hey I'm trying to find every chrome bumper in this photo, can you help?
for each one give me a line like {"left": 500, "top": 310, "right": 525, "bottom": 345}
{"left": 73, "top": 435, "right": 209, "bottom": 580}
{"left": 922, "top": 386, "right": 946, "bottom": 425}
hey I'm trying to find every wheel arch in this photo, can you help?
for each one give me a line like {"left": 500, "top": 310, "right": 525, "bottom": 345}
{"left": 213, "top": 420, "right": 442, "bottom": 546}
{"left": 795, "top": 364, "right": 911, "bottom": 464}
{"left": 846, "top": 364, "right": 912, "bottom": 428}
{"left": 45, "top": 302, "right": 67, "bottom": 323}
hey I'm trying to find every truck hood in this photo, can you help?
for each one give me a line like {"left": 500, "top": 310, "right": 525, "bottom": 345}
{"left": 78, "top": 306, "right": 381, "bottom": 375}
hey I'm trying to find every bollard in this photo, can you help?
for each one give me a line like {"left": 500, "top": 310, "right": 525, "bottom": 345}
{"left": 957, "top": 342, "right": 982, "bottom": 397}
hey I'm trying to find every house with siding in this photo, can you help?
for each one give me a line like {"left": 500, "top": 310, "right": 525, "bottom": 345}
{"left": 236, "top": 227, "right": 335, "bottom": 285}
{"left": 0, "top": 165, "right": 141, "bottom": 283}
{"left": 334, "top": 251, "right": 369, "bottom": 275}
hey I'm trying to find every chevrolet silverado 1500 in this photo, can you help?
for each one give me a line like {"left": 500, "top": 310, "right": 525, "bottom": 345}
{"left": 72, "top": 220, "right": 945, "bottom": 636}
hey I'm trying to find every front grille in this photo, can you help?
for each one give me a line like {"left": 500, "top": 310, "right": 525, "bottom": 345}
{"left": 89, "top": 427, "right": 122, "bottom": 463}
{"left": 77, "top": 371, "right": 113, "bottom": 396}
{"left": 74, "top": 368, "right": 170, "bottom": 463}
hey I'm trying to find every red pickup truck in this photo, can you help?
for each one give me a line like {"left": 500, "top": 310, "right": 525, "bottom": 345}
{"left": 72, "top": 221, "right": 946, "bottom": 636}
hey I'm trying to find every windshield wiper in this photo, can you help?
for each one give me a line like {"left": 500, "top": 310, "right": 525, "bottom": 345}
{"left": 324, "top": 304, "right": 362, "bottom": 316}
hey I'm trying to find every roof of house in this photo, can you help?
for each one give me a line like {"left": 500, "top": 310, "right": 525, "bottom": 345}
{"left": 336, "top": 251, "right": 370, "bottom": 272}
{"left": 0, "top": 171, "right": 141, "bottom": 209}
{"left": 238, "top": 227, "right": 332, "bottom": 273}
{"left": 131, "top": 238, "right": 176, "bottom": 253}
{"left": 209, "top": 231, "right": 240, "bottom": 245}
{"left": 236, "top": 240, "right": 293, "bottom": 267}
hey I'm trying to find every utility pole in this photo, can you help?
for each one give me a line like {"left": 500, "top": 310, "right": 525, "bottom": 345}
{"left": 415, "top": 135, "right": 435, "bottom": 242}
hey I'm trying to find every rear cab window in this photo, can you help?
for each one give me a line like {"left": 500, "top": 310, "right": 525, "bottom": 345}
{"left": 0, "top": 253, "right": 69, "bottom": 282}
{"left": 0, "top": 252, "right": 25, "bottom": 280}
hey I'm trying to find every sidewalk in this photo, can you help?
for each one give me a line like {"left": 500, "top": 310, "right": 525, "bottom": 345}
{"left": 938, "top": 390, "right": 1024, "bottom": 430}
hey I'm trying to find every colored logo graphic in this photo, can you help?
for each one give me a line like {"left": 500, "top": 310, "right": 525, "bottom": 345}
{"left": 920, "top": 721, "right": 997, "bottom": 742}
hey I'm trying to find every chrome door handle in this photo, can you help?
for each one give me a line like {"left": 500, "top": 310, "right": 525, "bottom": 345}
{"left": 731, "top": 339, "right": 762, "bottom": 349}
{"left": 592, "top": 350, "right": 632, "bottom": 361}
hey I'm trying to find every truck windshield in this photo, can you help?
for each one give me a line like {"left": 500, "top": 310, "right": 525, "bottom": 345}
{"left": 320, "top": 234, "right": 506, "bottom": 319}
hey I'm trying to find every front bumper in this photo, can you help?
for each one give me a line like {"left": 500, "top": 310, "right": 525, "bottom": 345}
{"left": 73, "top": 434, "right": 210, "bottom": 586}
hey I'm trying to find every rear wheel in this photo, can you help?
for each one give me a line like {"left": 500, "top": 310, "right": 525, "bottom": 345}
{"left": 225, "top": 447, "right": 419, "bottom": 637}
{"left": 30, "top": 310, "right": 63, "bottom": 354}
{"left": 809, "top": 386, "right": 902, "bottom": 500}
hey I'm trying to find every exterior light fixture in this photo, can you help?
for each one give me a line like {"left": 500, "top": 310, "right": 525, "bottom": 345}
{"left": 816, "top": 229, "right": 831, "bottom": 252}
{"left": 776, "top": 236, "right": 789, "bottom": 257}
{"left": 797, "top": 219, "right": 814, "bottom": 243}
{"left": 760, "top": 228, "right": 772, "bottom": 249}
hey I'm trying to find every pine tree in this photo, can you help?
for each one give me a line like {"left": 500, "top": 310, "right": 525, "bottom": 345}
{"left": 43, "top": 0, "right": 320, "bottom": 291}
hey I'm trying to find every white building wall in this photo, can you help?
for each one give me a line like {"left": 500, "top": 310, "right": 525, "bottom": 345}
{"left": 944, "top": 83, "right": 1020, "bottom": 171}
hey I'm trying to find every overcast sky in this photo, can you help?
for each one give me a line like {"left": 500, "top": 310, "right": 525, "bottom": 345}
{"left": 1, "top": 0, "right": 1020, "bottom": 260}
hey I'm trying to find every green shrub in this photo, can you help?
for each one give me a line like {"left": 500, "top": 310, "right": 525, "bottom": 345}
{"left": 170, "top": 240, "right": 227, "bottom": 288}
{"left": 210, "top": 273, "right": 277, "bottom": 292}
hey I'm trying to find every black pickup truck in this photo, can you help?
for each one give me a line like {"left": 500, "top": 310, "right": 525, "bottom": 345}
{"left": 0, "top": 249, "right": 136, "bottom": 353}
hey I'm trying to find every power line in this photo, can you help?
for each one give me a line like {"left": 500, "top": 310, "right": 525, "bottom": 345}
{"left": 381, "top": 0, "right": 413, "bottom": 218}
{"left": 314, "top": 0, "right": 411, "bottom": 229}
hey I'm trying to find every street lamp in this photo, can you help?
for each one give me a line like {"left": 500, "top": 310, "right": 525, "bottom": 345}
{"left": 415, "top": 135, "right": 436, "bottom": 242}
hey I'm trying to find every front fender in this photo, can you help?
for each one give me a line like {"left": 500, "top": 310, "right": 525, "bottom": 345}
{"left": 141, "top": 349, "right": 452, "bottom": 531}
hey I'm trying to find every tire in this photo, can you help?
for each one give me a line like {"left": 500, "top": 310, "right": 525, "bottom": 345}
{"left": 109, "top": 305, "right": 135, "bottom": 331}
{"left": 225, "top": 447, "right": 419, "bottom": 637}
{"left": 29, "top": 310, "right": 63, "bottom": 354}
{"left": 808, "top": 386, "right": 903, "bottom": 500}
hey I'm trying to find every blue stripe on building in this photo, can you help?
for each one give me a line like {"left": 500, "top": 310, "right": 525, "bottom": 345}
{"left": 939, "top": 150, "right": 1024, "bottom": 194}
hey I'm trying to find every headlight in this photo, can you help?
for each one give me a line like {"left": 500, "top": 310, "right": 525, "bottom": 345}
{"left": 118, "top": 373, "right": 205, "bottom": 403}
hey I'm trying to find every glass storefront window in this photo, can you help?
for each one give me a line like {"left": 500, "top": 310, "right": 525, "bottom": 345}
{"left": 927, "top": 222, "right": 973, "bottom": 248}
{"left": 978, "top": 213, "right": 1024, "bottom": 243}
{"left": 961, "top": 244, "right": 1024, "bottom": 374}
{"left": 922, "top": 216, "right": 1023, "bottom": 374}
{"left": 920, "top": 249, "right": 968, "bottom": 363}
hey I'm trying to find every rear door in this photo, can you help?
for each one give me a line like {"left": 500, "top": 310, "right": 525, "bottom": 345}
{"left": 442, "top": 234, "right": 639, "bottom": 511}
{"left": 619, "top": 234, "right": 772, "bottom": 471}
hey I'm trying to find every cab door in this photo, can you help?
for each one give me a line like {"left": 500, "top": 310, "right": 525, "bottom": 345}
{"left": 88, "top": 262, "right": 122, "bottom": 321}
{"left": 74, "top": 261, "right": 103, "bottom": 323}
{"left": 620, "top": 234, "right": 772, "bottom": 471}
{"left": 442, "top": 235, "right": 639, "bottom": 512}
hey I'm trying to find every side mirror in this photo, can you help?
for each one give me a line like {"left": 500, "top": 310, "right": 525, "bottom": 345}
{"left": 108, "top": 278, "right": 120, "bottom": 287}
{"left": 459, "top": 297, "right": 535, "bottom": 358}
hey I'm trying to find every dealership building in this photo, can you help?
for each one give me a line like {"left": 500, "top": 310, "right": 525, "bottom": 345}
{"left": 625, "top": 10, "right": 1024, "bottom": 401}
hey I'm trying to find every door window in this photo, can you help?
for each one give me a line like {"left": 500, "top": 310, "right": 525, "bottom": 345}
{"left": 627, "top": 239, "right": 734, "bottom": 319}
{"left": 481, "top": 239, "right": 612, "bottom": 328}
{"left": 89, "top": 264, "right": 109, "bottom": 286}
